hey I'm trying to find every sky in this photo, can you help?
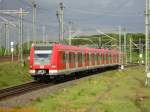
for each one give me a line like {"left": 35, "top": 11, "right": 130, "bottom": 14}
{"left": 0, "top": 0, "right": 145, "bottom": 42}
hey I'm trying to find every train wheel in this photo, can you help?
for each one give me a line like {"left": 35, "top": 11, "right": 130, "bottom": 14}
{"left": 34, "top": 76, "right": 42, "bottom": 82}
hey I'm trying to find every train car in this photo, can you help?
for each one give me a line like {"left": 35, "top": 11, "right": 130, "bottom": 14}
{"left": 29, "top": 43, "right": 121, "bottom": 81}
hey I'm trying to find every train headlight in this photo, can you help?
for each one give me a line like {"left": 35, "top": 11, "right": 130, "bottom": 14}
{"left": 29, "top": 70, "right": 35, "bottom": 74}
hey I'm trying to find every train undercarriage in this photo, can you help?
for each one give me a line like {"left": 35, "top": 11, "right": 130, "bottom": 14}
{"left": 32, "top": 65, "right": 119, "bottom": 82}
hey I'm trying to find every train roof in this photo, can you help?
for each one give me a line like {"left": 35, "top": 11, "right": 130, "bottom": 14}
{"left": 32, "top": 43, "right": 119, "bottom": 54}
{"left": 33, "top": 44, "right": 53, "bottom": 50}
{"left": 54, "top": 44, "right": 119, "bottom": 54}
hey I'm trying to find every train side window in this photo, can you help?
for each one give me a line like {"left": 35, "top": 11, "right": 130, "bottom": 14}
{"left": 89, "top": 53, "right": 91, "bottom": 66}
{"left": 109, "top": 53, "right": 111, "bottom": 64}
{"left": 91, "top": 53, "right": 94, "bottom": 64}
{"left": 94, "top": 53, "right": 97, "bottom": 65}
{"left": 107, "top": 53, "right": 109, "bottom": 64}
{"left": 62, "top": 52, "right": 66, "bottom": 64}
{"left": 84, "top": 53, "right": 86, "bottom": 62}
{"left": 110, "top": 53, "right": 112, "bottom": 64}
{"left": 77, "top": 53, "right": 79, "bottom": 63}
{"left": 93, "top": 54, "right": 95, "bottom": 64}
{"left": 113, "top": 54, "right": 115, "bottom": 63}
{"left": 59, "top": 51, "right": 64, "bottom": 64}
{"left": 96, "top": 53, "right": 99, "bottom": 65}
{"left": 101, "top": 53, "right": 103, "bottom": 64}
{"left": 75, "top": 53, "right": 78, "bottom": 67}
{"left": 117, "top": 54, "right": 119, "bottom": 63}
{"left": 99, "top": 53, "right": 100, "bottom": 65}
{"left": 69, "top": 53, "right": 74, "bottom": 63}
{"left": 69, "top": 53, "right": 71, "bottom": 63}
{"left": 115, "top": 54, "right": 117, "bottom": 63}
{"left": 108, "top": 53, "right": 109, "bottom": 64}
{"left": 100, "top": 53, "right": 102, "bottom": 64}
{"left": 87, "top": 53, "right": 89, "bottom": 65}
{"left": 94, "top": 54, "right": 95, "bottom": 62}
{"left": 78, "top": 53, "right": 82, "bottom": 65}
{"left": 114, "top": 54, "right": 115, "bottom": 63}
{"left": 107, "top": 52, "right": 109, "bottom": 64}
{"left": 93, "top": 54, "right": 95, "bottom": 62}
{"left": 103, "top": 52, "right": 105, "bottom": 64}
{"left": 73, "top": 53, "right": 75, "bottom": 63}
{"left": 82, "top": 53, "right": 85, "bottom": 66}
{"left": 104, "top": 52, "right": 106, "bottom": 64}
{"left": 99, "top": 53, "right": 101, "bottom": 64}
{"left": 111, "top": 53, "right": 113, "bottom": 63}
{"left": 80, "top": 53, "right": 82, "bottom": 64}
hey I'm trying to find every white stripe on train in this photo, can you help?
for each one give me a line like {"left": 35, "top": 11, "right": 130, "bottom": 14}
{"left": 30, "top": 63, "right": 119, "bottom": 76}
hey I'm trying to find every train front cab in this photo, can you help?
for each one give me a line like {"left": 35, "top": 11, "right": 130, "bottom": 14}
{"left": 29, "top": 44, "right": 58, "bottom": 80}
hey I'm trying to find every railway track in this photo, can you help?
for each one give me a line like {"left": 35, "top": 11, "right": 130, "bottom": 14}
{"left": 0, "top": 81, "right": 53, "bottom": 101}
{"left": 125, "top": 63, "right": 142, "bottom": 68}
{"left": 0, "top": 64, "right": 139, "bottom": 101}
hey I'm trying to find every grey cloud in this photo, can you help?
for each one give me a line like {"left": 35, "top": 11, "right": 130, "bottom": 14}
{"left": 0, "top": 0, "right": 145, "bottom": 42}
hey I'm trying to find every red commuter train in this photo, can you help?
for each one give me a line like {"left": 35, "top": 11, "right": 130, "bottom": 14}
{"left": 29, "top": 43, "right": 121, "bottom": 81}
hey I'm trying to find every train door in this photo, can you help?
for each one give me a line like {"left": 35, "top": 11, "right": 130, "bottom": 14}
{"left": 97, "top": 53, "right": 100, "bottom": 65}
{"left": 89, "top": 52, "right": 91, "bottom": 66}
{"left": 110, "top": 53, "right": 113, "bottom": 64}
{"left": 62, "top": 51, "right": 66, "bottom": 69}
{"left": 107, "top": 52, "right": 109, "bottom": 65}
{"left": 66, "top": 51, "right": 69, "bottom": 70}
{"left": 111, "top": 53, "right": 113, "bottom": 64}
{"left": 78, "top": 52, "right": 82, "bottom": 67}
{"left": 91, "top": 53, "right": 95, "bottom": 65}
{"left": 85, "top": 53, "right": 89, "bottom": 67}
{"left": 117, "top": 54, "right": 119, "bottom": 64}
{"left": 112, "top": 54, "right": 114, "bottom": 64}
{"left": 113, "top": 54, "right": 116, "bottom": 64}
{"left": 95, "top": 53, "right": 97, "bottom": 66}
{"left": 99, "top": 52, "right": 102, "bottom": 65}
{"left": 94, "top": 53, "right": 96, "bottom": 65}
{"left": 75, "top": 52, "right": 78, "bottom": 69}
{"left": 106, "top": 52, "right": 108, "bottom": 64}
{"left": 69, "top": 52, "right": 75, "bottom": 68}
{"left": 103, "top": 52, "right": 105, "bottom": 65}
{"left": 58, "top": 51, "right": 65, "bottom": 70}
{"left": 108, "top": 52, "right": 111, "bottom": 64}
{"left": 114, "top": 54, "right": 117, "bottom": 64}
{"left": 82, "top": 52, "right": 85, "bottom": 67}
{"left": 101, "top": 52, "right": 104, "bottom": 65}
{"left": 112, "top": 53, "right": 114, "bottom": 64}
{"left": 115, "top": 54, "right": 117, "bottom": 64}
{"left": 87, "top": 53, "right": 90, "bottom": 66}
{"left": 95, "top": 53, "right": 97, "bottom": 65}
{"left": 99, "top": 52, "right": 101, "bottom": 65}
{"left": 73, "top": 53, "right": 75, "bottom": 68}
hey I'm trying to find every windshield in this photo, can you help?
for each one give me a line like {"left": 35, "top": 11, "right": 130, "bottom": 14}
{"left": 34, "top": 50, "right": 52, "bottom": 65}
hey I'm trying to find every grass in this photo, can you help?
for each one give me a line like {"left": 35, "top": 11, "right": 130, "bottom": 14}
{"left": 0, "top": 66, "right": 149, "bottom": 112}
{"left": 15, "top": 66, "right": 149, "bottom": 112}
{"left": 0, "top": 61, "right": 32, "bottom": 89}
